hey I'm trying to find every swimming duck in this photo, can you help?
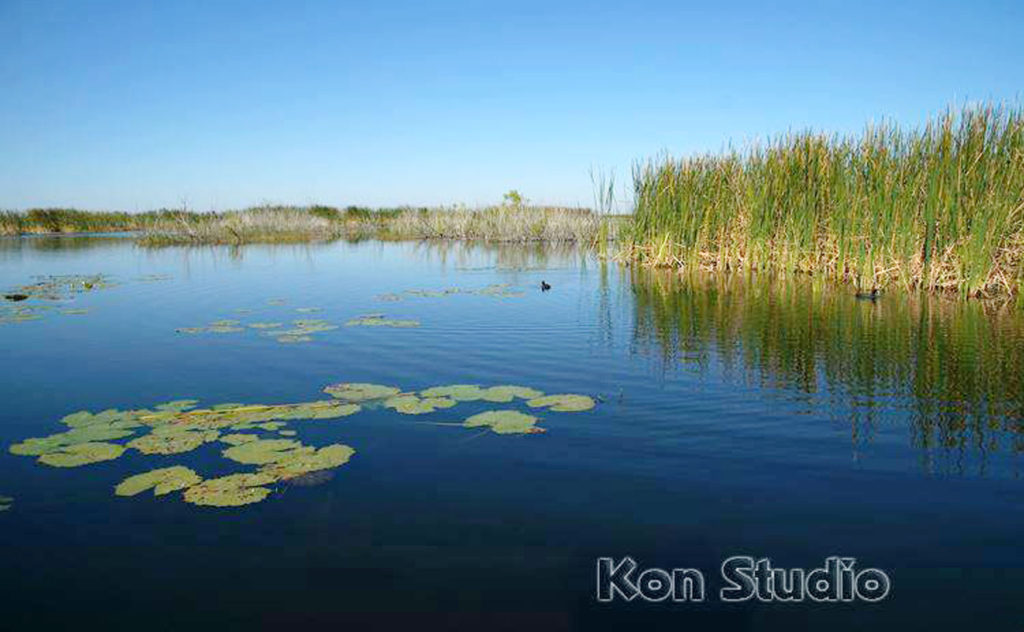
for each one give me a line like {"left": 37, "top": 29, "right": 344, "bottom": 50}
{"left": 540, "top": 281, "right": 551, "bottom": 291}
{"left": 855, "top": 288, "right": 879, "bottom": 301}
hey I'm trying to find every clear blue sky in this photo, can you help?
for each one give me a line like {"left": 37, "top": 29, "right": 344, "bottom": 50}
{"left": 1, "top": 0, "right": 1021, "bottom": 211}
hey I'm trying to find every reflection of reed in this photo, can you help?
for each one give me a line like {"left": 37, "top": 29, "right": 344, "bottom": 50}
{"left": 630, "top": 268, "right": 1024, "bottom": 473}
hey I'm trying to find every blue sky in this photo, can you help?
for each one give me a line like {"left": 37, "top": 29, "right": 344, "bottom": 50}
{"left": 1, "top": 0, "right": 1022, "bottom": 211}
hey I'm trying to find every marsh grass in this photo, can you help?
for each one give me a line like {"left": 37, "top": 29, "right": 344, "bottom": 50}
{"left": 0, "top": 209, "right": 165, "bottom": 235}
{"left": 138, "top": 204, "right": 619, "bottom": 246}
{"left": 625, "top": 104, "right": 1024, "bottom": 298}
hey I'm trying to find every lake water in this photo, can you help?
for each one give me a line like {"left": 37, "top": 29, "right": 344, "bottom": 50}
{"left": 1, "top": 235, "right": 1022, "bottom": 630}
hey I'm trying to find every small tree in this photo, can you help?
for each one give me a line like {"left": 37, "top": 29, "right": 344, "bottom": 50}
{"left": 502, "top": 190, "right": 524, "bottom": 208}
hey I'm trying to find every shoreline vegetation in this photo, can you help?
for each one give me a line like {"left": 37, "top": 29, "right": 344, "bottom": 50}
{"left": 623, "top": 103, "right": 1024, "bottom": 299}
{"left": 1, "top": 204, "right": 620, "bottom": 247}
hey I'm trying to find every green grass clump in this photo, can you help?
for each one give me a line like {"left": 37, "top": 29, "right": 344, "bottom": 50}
{"left": 625, "top": 103, "right": 1024, "bottom": 298}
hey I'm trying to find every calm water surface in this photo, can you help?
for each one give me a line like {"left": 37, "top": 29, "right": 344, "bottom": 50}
{"left": 1, "top": 235, "right": 1022, "bottom": 630}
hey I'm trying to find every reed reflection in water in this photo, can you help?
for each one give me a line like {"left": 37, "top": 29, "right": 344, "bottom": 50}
{"left": 628, "top": 268, "right": 1024, "bottom": 476}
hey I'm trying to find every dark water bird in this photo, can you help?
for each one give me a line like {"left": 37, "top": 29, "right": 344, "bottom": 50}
{"left": 3, "top": 294, "right": 29, "bottom": 302}
{"left": 540, "top": 281, "right": 551, "bottom": 292}
{"left": 855, "top": 288, "right": 880, "bottom": 301}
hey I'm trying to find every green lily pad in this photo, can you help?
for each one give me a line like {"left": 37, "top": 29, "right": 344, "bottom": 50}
{"left": 324, "top": 383, "right": 401, "bottom": 401}
{"left": 345, "top": 314, "right": 420, "bottom": 328}
{"left": 210, "top": 319, "right": 241, "bottom": 326}
{"left": 276, "top": 335, "right": 312, "bottom": 344}
{"left": 259, "top": 444, "right": 355, "bottom": 481}
{"left": 481, "top": 385, "right": 544, "bottom": 402}
{"left": 182, "top": 473, "right": 276, "bottom": 507}
{"left": 384, "top": 395, "right": 457, "bottom": 415}
{"left": 154, "top": 399, "right": 200, "bottom": 413}
{"left": 420, "top": 384, "right": 486, "bottom": 401}
{"left": 9, "top": 423, "right": 136, "bottom": 456}
{"left": 115, "top": 466, "right": 202, "bottom": 497}
{"left": 222, "top": 438, "right": 304, "bottom": 465}
{"left": 208, "top": 325, "right": 244, "bottom": 334}
{"left": 175, "top": 327, "right": 206, "bottom": 334}
{"left": 278, "top": 430, "right": 297, "bottom": 437}
{"left": 38, "top": 442, "right": 126, "bottom": 467}
{"left": 463, "top": 410, "right": 543, "bottom": 435}
{"left": 295, "top": 307, "right": 322, "bottom": 313}
{"left": 61, "top": 308, "right": 90, "bottom": 315}
{"left": 248, "top": 322, "right": 283, "bottom": 329}
{"left": 220, "top": 433, "right": 259, "bottom": 446}
{"left": 128, "top": 427, "right": 220, "bottom": 455}
{"left": 526, "top": 394, "right": 596, "bottom": 412}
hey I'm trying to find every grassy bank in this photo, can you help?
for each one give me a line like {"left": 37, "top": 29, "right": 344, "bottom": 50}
{"left": 138, "top": 204, "right": 617, "bottom": 246}
{"left": 624, "top": 104, "right": 1024, "bottom": 298}
{"left": 0, "top": 209, "right": 170, "bottom": 235}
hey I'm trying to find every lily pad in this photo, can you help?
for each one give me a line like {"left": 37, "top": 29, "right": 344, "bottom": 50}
{"left": 175, "top": 327, "right": 206, "bottom": 334}
{"left": 526, "top": 394, "right": 596, "bottom": 412}
{"left": 248, "top": 322, "right": 283, "bottom": 329}
{"left": 0, "top": 495, "right": 13, "bottom": 512}
{"left": 115, "top": 466, "right": 202, "bottom": 497}
{"left": 324, "top": 383, "right": 401, "bottom": 401}
{"left": 38, "top": 442, "right": 126, "bottom": 467}
{"left": 128, "top": 427, "right": 220, "bottom": 455}
{"left": 61, "top": 308, "right": 90, "bottom": 315}
{"left": 210, "top": 319, "right": 241, "bottom": 326}
{"left": 154, "top": 399, "right": 200, "bottom": 413}
{"left": 345, "top": 314, "right": 420, "bottom": 328}
{"left": 278, "top": 430, "right": 297, "bottom": 437}
{"left": 259, "top": 444, "right": 355, "bottom": 480}
{"left": 482, "top": 385, "right": 544, "bottom": 402}
{"left": 220, "top": 433, "right": 259, "bottom": 446}
{"left": 383, "top": 395, "right": 457, "bottom": 415}
{"left": 208, "top": 325, "right": 245, "bottom": 334}
{"left": 182, "top": 473, "right": 276, "bottom": 507}
{"left": 463, "top": 410, "right": 543, "bottom": 435}
{"left": 420, "top": 384, "right": 486, "bottom": 401}
{"left": 222, "top": 438, "right": 305, "bottom": 465}
{"left": 295, "top": 307, "right": 322, "bottom": 313}
{"left": 276, "top": 335, "right": 312, "bottom": 344}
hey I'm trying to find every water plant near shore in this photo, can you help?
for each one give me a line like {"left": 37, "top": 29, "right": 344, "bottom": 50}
{"left": 7, "top": 381, "right": 597, "bottom": 507}
{"left": 625, "top": 103, "right": 1024, "bottom": 298}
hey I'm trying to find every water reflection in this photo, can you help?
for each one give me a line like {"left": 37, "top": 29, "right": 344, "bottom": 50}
{"left": 629, "top": 268, "right": 1024, "bottom": 475}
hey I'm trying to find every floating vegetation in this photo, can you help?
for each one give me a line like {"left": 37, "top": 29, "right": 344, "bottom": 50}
{"left": 176, "top": 321, "right": 245, "bottom": 335}
{"left": 0, "top": 274, "right": 117, "bottom": 325}
{"left": 38, "top": 442, "right": 126, "bottom": 467}
{"left": 248, "top": 322, "right": 283, "bottom": 329}
{"left": 128, "top": 427, "right": 221, "bottom": 455}
{"left": 345, "top": 314, "right": 420, "bottom": 328}
{"left": 323, "top": 382, "right": 401, "bottom": 401}
{"left": 464, "top": 410, "right": 543, "bottom": 435}
{"left": 220, "top": 433, "right": 259, "bottom": 446}
{"left": 115, "top": 466, "right": 202, "bottom": 497}
{"left": 210, "top": 319, "right": 241, "bottom": 327}
{"left": 375, "top": 284, "right": 524, "bottom": 303}
{"left": 295, "top": 307, "right": 322, "bottom": 313}
{"left": 0, "top": 495, "right": 13, "bottom": 512}
{"left": 277, "top": 334, "right": 312, "bottom": 344}
{"left": 8, "top": 380, "right": 597, "bottom": 508}
{"left": 526, "top": 394, "right": 596, "bottom": 412}
{"left": 183, "top": 473, "right": 276, "bottom": 507}
{"left": 383, "top": 394, "right": 457, "bottom": 415}
{"left": 223, "top": 438, "right": 305, "bottom": 465}
{"left": 267, "top": 298, "right": 287, "bottom": 305}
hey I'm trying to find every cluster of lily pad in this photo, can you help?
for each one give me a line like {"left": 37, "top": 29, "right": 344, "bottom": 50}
{"left": 177, "top": 308, "right": 340, "bottom": 344}
{"left": 7, "top": 381, "right": 596, "bottom": 508}
{"left": 344, "top": 313, "right": 420, "bottom": 328}
{"left": 1, "top": 274, "right": 115, "bottom": 325}
{"left": 0, "top": 495, "right": 12, "bottom": 512}
{"left": 375, "top": 283, "right": 524, "bottom": 303}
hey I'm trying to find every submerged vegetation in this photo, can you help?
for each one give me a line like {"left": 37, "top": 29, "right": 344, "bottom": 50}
{"left": 625, "top": 103, "right": 1024, "bottom": 298}
{"left": 7, "top": 381, "right": 596, "bottom": 507}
